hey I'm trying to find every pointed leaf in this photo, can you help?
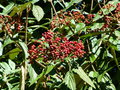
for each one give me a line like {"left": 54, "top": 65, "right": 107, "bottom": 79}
{"left": 73, "top": 67, "right": 95, "bottom": 88}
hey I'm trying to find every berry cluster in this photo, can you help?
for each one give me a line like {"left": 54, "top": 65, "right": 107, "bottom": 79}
{"left": 50, "top": 11, "right": 94, "bottom": 29}
{"left": 28, "top": 30, "right": 85, "bottom": 63}
{"left": 115, "top": 3, "right": 120, "bottom": 13}
{"left": 0, "top": 15, "right": 23, "bottom": 34}
{"left": 50, "top": 2, "right": 120, "bottom": 33}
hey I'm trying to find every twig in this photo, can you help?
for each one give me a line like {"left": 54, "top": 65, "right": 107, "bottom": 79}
{"left": 49, "top": 0, "right": 58, "bottom": 17}
{"left": 91, "top": 0, "right": 94, "bottom": 11}
{"left": 25, "top": 8, "right": 29, "bottom": 44}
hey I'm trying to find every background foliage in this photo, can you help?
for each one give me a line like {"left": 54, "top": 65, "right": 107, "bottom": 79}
{"left": 0, "top": 0, "right": 120, "bottom": 90}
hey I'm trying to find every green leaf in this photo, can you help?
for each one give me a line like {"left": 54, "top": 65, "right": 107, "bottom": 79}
{"left": 111, "top": 48, "right": 120, "bottom": 70}
{"left": 0, "top": 62, "right": 11, "bottom": 74}
{"left": 75, "top": 23, "right": 86, "bottom": 33}
{"left": 29, "top": 69, "right": 45, "bottom": 86}
{"left": 115, "top": 30, "right": 120, "bottom": 38}
{"left": 64, "top": 0, "right": 82, "bottom": 10}
{"left": 8, "top": 59, "right": 16, "bottom": 70}
{"left": 0, "top": 42, "right": 3, "bottom": 56}
{"left": 91, "top": 23, "right": 104, "bottom": 30}
{"left": 97, "top": 73, "right": 105, "bottom": 83}
{"left": 28, "top": 64, "right": 37, "bottom": 83}
{"left": 73, "top": 67, "right": 95, "bottom": 88}
{"left": 29, "top": 65, "right": 54, "bottom": 86}
{"left": 3, "top": 37, "right": 14, "bottom": 47}
{"left": 8, "top": 48, "right": 21, "bottom": 60}
{"left": 90, "top": 54, "right": 97, "bottom": 63}
{"left": 31, "top": 0, "right": 39, "bottom": 4}
{"left": 2, "top": 2, "right": 14, "bottom": 15}
{"left": 32, "top": 5, "right": 44, "bottom": 22}
{"left": 64, "top": 71, "right": 76, "bottom": 90}
{"left": 93, "top": 14, "right": 102, "bottom": 21}
{"left": 10, "top": 2, "right": 31, "bottom": 16}
{"left": 0, "top": 4, "right": 5, "bottom": 9}
{"left": 89, "top": 71, "right": 99, "bottom": 78}
{"left": 45, "top": 65, "right": 55, "bottom": 75}
{"left": 19, "top": 42, "right": 29, "bottom": 59}
{"left": 80, "top": 31, "right": 110, "bottom": 38}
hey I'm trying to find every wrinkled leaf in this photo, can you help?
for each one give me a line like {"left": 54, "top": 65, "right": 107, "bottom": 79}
{"left": 64, "top": 71, "right": 76, "bottom": 90}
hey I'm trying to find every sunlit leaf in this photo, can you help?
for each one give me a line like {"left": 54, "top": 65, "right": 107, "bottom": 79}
{"left": 73, "top": 67, "right": 95, "bottom": 88}
{"left": 32, "top": 5, "right": 44, "bottom": 22}
{"left": 28, "top": 64, "right": 37, "bottom": 83}
{"left": 8, "top": 59, "right": 16, "bottom": 70}
{"left": 64, "top": 71, "right": 76, "bottom": 90}
{"left": 2, "top": 2, "right": 14, "bottom": 15}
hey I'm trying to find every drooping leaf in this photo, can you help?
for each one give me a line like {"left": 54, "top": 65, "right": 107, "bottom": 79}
{"left": 32, "top": 5, "right": 44, "bottom": 22}
{"left": 19, "top": 42, "right": 29, "bottom": 59}
{"left": 64, "top": 71, "right": 76, "bottom": 90}
{"left": 73, "top": 67, "right": 95, "bottom": 88}
{"left": 28, "top": 64, "right": 37, "bottom": 83}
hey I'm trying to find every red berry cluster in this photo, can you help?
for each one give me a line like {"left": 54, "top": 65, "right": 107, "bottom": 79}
{"left": 115, "top": 3, "right": 120, "bottom": 20}
{"left": 115, "top": 3, "right": 120, "bottom": 13}
{"left": 0, "top": 15, "right": 23, "bottom": 34}
{"left": 28, "top": 30, "right": 85, "bottom": 63}
{"left": 50, "top": 11, "right": 94, "bottom": 29}
{"left": 102, "top": 4, "right": 115, "bottom": 9}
